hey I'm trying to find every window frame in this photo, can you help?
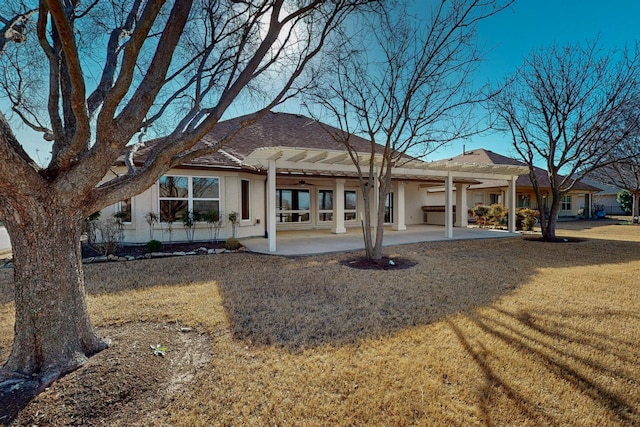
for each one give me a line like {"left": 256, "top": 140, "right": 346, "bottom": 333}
{"left": 384, "top": 192, "right": 394, "bottom": 224}
{"left": 117, "top": 198, "right": 133, "bottom": 224}
{"left": 561, "top": 195, "right": 572, "bottom": 211}
{"left": 344, "top": 189, "right": 357, "bottom": 222}
{"left": 241, "top": 179, "right": 251, "bottom": 221}
{"left": 275, "top": 188, "right": 311, "bottom": 223}
{"left": 318, "top": 189, "right": 334, "bottom": 222}
{"left": 158, "top": 175, "right": 221, "bottom": 223}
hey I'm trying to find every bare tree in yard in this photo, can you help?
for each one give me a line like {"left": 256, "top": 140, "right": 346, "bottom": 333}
{"left": 309, "top": 0, "right": 512, "bottom": 260}
{"left": 0, "top": 0, "right": 371, "bottom": 391}
{"left": 489, "top": 42, "right": 640, "bottom": 240}
{"left": 591, "top": 136, "right": 640, "bottom": 219}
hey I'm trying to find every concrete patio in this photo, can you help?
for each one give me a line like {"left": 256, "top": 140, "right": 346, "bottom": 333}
{"left": 240, "top": 225, "right": 521, "bottom": 256}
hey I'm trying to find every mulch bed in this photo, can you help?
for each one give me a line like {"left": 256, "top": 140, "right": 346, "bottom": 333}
{"left": 341, "top": 256, "right": 417, "bottom": 270}
{"left": 82, "top": 242, "right": 226, "bottom": 258}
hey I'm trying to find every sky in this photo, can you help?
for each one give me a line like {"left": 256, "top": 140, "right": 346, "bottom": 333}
{"left": 433, "top": 0, "right": 640, "bottom": 160}
{"left": 6, "top": 0, "right": 640, "bottom": 164}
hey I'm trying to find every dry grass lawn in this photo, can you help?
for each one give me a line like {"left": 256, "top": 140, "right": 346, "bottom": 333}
{"left": 1, "top": 220, "right": 639, "bottom": 425}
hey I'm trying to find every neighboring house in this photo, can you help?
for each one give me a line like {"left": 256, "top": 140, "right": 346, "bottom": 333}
{"left": 579, "top": 176, "right": 627, "bottom": 216}
{"left": 426, "top": 148, "right": 601, "bottom": 219}
{"left": 101, "top": 113, "right": 527, "bottom": 251}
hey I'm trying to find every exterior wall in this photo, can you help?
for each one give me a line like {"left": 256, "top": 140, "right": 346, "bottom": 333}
{"left": 425, "top": 187, "right": 591, "bottom": 219}
{"left": 0, "top": 226, "right": 10, "bottom": 254}
{"left": 592, "top": 194, "right": 626, "bottom": 215}
{"left": 100, "top": 168, "right": 266, "bottom": 244}
{"left": 403, "top": 182, "right": 430, "bottom": 225}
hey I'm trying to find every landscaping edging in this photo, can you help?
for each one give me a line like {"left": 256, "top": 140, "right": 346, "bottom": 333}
{"left": 1, "top": 246, "right": 246, "bottom": 269}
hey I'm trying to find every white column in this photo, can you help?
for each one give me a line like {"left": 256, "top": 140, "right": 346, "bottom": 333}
{"left": 392, "top": 182, "right": 406, "bottom": 231}
{"left": 455, "top": 184, "right": 468, "bottom": 227}
{"left": 445, "top": 173, "right": 453, "bottom": 238}
{"left": 332, "top": 179, "right": 346, "bottom": 234}
{"left": 267, "top": 160, "right": 277, "bottom": 252}
{"left": 508, "top": 175, "right": 517, "bottom": 233}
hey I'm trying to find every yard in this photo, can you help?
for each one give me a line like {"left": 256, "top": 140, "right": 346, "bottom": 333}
{"left": 1, "top": 220, "right": 639, "bottom": 426}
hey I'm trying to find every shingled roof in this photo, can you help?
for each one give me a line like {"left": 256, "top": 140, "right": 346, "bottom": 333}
{"left": 128, "top": 111, "right": 377, "bottom": 170}
{"left": 445, "top": 148, "right": 600, "bottom": 192}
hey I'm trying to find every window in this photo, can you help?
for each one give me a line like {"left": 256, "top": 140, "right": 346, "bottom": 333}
{"left": 159, "top": 175, "right": 220, "bottom": 222}
{"left": 117, "top": 198, "right": 132, "bottom": 223}
{"left": 518, "top": 194, "right": 530, "bottom": 208}
{"left": 318, "top": 189, "right": 333, "bottom": 222}
{"left": 384, "top": 192, "right": 394, "bottom": 224}
{"left": 489, "top": 193, "right": 501, "bottom": 205}
{"left": 561, "top": 195, "right": 572, "bottom": 211}
{"left": 276, "top": 189, "right": 310, "bottom": 223}
{"left": 241, "top": 179, "right": 250, "bottom": 220}
{"left": 344, "top": 190, "right": 357, "bottom": 221}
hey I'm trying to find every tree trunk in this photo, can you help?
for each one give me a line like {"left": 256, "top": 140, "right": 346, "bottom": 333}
{"left": 1, "top": 204, "right": 107, "bottom": 383}
{"left": 541, "top": 198, "right": 560, "bottom": 241}
{"left": 361, "top": 183, "right": 375, "bottom": 259}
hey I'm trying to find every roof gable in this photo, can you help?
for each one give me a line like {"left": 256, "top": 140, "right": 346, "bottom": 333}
{"left": 444, "top": 148, "right": 600, "bottom": 192}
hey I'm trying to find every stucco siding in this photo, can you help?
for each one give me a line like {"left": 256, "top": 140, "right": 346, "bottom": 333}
{"left": 0, "top": 226, "right": 10, "bottom": 254}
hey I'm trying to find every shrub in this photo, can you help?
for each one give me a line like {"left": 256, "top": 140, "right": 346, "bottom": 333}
{"left": 146, "top": 239, "right": 162, "bottom": 253}
{"left": 517, "top": 208, "right": 538, "bottom": 231}
{"left": 471, "top": 205, "right": 490, "bottom": 227}
{"left": 91, "top": 218, "right": 121, "bottom": 255}
{"left": 228, "top": 211, "right": 240, "bottom": 238}
{"left": 489, "top": 204, "right": 507, "bottom": 226}
{"left": 225, "top": 237, "right": 242, "bottom": 251}
{"left": 617, "top": 190, "right": 633, "bottom": 214}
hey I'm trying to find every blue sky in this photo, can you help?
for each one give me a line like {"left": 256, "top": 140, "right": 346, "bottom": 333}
{"left": 6, "top": 0, "right": 640, "bottom": 164}
{"left": 436, "top": 0, "right": 640, "bottom": 160}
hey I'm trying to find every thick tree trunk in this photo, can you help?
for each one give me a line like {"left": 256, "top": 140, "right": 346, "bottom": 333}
{"left": 1, "top": 204, "right": 107, "bottom": 382}
{"left": 540, "top": 199, "right": 560, "bottom": 241}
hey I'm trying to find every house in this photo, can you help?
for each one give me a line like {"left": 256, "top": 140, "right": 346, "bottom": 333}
{"left": 425, "top": 148, "right": 601, "bottom": 219}
{"left": 101, "top": 113, "right": 528, "bottom": 251}
{"left": 578, "top": 176, "right": 626, "bottom": 216}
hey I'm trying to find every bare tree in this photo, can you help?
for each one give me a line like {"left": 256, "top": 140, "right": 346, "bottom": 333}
{"left": 309, "top": 0, "right": 512, "bottom": 260}
{"left": 0, "top": 0, "right": 372, "bottom": 389}
{"left": 590, "top": 137, "right": 640, "bottom": 219}
{"left": 489, "top": 42, "right": 640, "bottom": 240}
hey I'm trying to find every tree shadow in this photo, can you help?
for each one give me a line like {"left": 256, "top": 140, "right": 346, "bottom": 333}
{"left": 217, "top": 237, "right": 640, "bottom": 351}
{"left": 447, "top": 307, "right": 639, "bottom": 425}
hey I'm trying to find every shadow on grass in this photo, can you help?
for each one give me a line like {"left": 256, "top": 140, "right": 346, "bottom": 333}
{"left": 217, "top": 237, "right": 640, "bottom": 351}
{"left": 448, "top": 307, "right": 640, "bottom": 425}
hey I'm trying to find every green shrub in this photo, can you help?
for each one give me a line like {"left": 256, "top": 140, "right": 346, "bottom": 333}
{"left": 225, "top": 237, "right": 242, "bottom": 251}
{"left": 489, "top": 203, "right": 507, "bottom": 226}
{"left": 146, "top": 239, "right": 162, "bottom": 253}
{"left": 516, "top": 208, "right": 538, "bottom": 231}
{"left": 471, "top": 205, "right": 490, "bottom": 227}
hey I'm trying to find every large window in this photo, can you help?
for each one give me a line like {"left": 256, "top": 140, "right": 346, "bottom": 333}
{"left": 318, "top": 189, "right": 333, "bottom": 222}
{"left": 241, "top": 179, "right": 250, "bottom": 220}
{"left": 159, "top": 176, "right": 220, "bottom": 222}
{"left": 276, "top": 189, "right": 310, "bottom": 223}
{"left": 561, "top": 195, "right": 572, "bottom": 211}
{"left": 344, "top": 190, "right": 357, "bottom": 221}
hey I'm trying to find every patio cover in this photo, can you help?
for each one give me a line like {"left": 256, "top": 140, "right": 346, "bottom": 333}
{"left": 243, "top": 147, "right": 529, "bottom": 251}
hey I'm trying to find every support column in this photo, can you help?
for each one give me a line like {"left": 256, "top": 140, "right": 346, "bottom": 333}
{"left": 445, "top": 173, "right": 453, "bottom": 238}
{"left": 392, "top": 182, "right": 406, "bottom": 231}
{"left": 267, "top": 160, "right": 277, "bottom": 252}
{"left": 332, "top": 179, "right": 346, "bottom": 234}
{"left": 455, "top": 184, "right": 468, "bottom": 227}
{"left": 508, "top": 175, "right": 517, "bottom": 233}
